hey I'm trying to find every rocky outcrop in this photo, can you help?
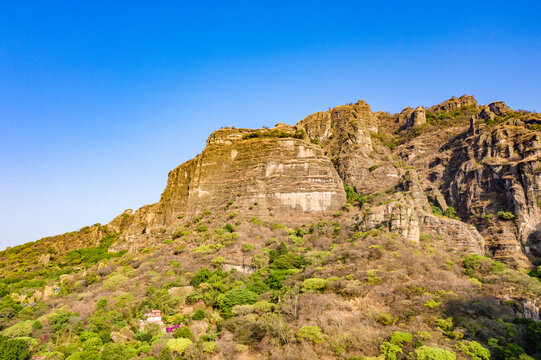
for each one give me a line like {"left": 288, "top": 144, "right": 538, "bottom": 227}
{"left": 297, "top": 100, "right": 400, "bottom": 194}
{"left": 447, "top": 126, "right": 541, "bottom": 265}
{"left": 429, "top": 95, "right": 477, "bottom": 112}
{"left": 358, "top": 171, "right": 485, "bottom": 254}
{"left": 111, "top": 327, "right": 135, "bottom": 343}
{"left": 406, "top": 107, "right": 427, "bottom": 129}
{"left": 116, "top": 126, "right": 346, "bottom": 243}
{"left": 105, "top": 96, "right": 541, "bottom": 267}
{"left": 400, "top": 107, "right": 427, "bottom": 130}
{"left": 489, "top": 101, "right": 512, "bottom": 116}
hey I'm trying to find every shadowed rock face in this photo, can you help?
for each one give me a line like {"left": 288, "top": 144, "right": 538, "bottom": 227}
{"left": 447, "top": 126, "right": 541, "bottom": 265}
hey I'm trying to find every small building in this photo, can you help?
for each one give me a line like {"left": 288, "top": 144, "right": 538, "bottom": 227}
{"left": 143, "top": 309, "right": 163, "bottom": 324}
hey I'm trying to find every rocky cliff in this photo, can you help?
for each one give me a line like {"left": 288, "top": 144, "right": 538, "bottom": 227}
{"left": 104, "top": 96, "right": 541, "bottom": 268}
{"left": 6, "top": 96, "right": 538, "bottom": 270}
{"left": 3, "top": 95, "right": 541, "bottom": 360}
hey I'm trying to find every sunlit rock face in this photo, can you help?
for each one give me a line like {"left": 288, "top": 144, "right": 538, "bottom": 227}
{"left": 107, "top": 96, "right": 541, "bottom": 267}
{"left": 117, "top": 126, "right": 346, "bottom": 243}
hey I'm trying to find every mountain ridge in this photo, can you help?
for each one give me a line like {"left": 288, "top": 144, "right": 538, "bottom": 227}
{"left": 1, "top": 95, "right": 541, "bottom": 360}
{"left": 4, "top": 95, "right": 540, "bottom": 269}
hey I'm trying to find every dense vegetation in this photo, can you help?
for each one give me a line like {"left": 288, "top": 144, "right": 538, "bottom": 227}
{"left": 0, "top": 204, "right": 539, "bottom": 360}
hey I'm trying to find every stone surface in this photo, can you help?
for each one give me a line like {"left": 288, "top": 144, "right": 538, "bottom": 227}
{"left": 111, "top": 327, "right": 135, "bottom": 343}
{"left": 404, "top": 107, "right": 427, "bottom": 129}
{"left": 6, "top": 95, "right": 539, "bottom": 270}
{"left": 447, "top": 126, "right": 541, "bottom": 265}
{"left": 489, "top": 101, "right": 512, "bottom": 116}
{"left": 428, "top": 94, "right": 478, "bottom": 112}
{"left": 111, "top": 126, "right": 346, "bottom": 251}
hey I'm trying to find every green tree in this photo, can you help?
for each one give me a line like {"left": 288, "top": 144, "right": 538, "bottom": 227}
{"left": 219, "top": 288, "right": 258, "bottom": 318}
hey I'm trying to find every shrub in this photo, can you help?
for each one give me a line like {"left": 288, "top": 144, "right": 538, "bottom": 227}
{"left": 103, "top": 274, "right": 128, "bottom": 291}
{"left": 0, "top": 336, "right": 31, "bottom": 360}
{"left": 416, "top": 331, "right": 432, "bottom": 341}
{"left": 272, "top": 253, "right": 302, "bottom": 269}
{"left": 344, "top": 185, "right": 366, "bottom": 207}
{"left": 242, "top": 243, "right": 255, "bottom": 252}
{"left": 232, "top": 304, "right": 255, "bottom": 316}
{"left": 96, "top": 298, "right": 108, "bottom": 310}
{"left": 247, "top": 279, "right": 270, "bottom": 295}
{"left": 167, "top": 338, "right": 193, "bottom": 356}
{"left": 436, "top": 317, "right": 454, "bottom": 332}
{"left": 190, "top": 268, "right": 212, "bottom": 287}
{"left": 424, "top": 299, "right": 442, "bottom": 309}
{"left": 65, "top": 246, "right": 122, "bottom": 265}
{"left": 491, "top": 261, "right": 506, "bottom": 274}
{"left": 211, "top": 257, "right": 226, "bottom": 267}
{"left": 185, "top": 291, "right": 203, "bottom": 304}
{"left": 381, "top": 341, "right": 402, "bottom": 360}
{"left": 219, "top": 288, "right": 258, "bottom": 319}
{"left": 376, "top": 311, "right": 396, "bottom": 325}
{"left": 202, "top": 341, "right": 216, "bottom": 353}
{"left": 443, "top": 207, "right": 458, "bottom": 219}
{"left": 251, "top": 252, "right": 270, "bottom": 269}
{"left": 497, "top": 211, "right": 515, "bottom": 220}
{"left": 389, "top": 331, "right": 413, "bottom": 346}
{"left": 301, "top": 278, "right": 326, "bottom": 292}
{"left": 31, "top": 320, "right": 42, "bottom": 330}
{"left": 253, "top": 301, "right": 275, "bottom": 313}
{"left": 296, "top": 325, "right": 326, "bottom": 343}
{"left": 431, "top": 203, "right": 443, "bottom": 215}
{"left": 265, "top": 269, "right": 297, "bottom": 289}
{"left": 366, "top": 269, "right": 383, "bottom": 285}
{"left": 456, "top": 341, "right": 491, "bottom": 360}
{"left": 173, "top": 326, "right": 193, "bottom": 340}
{"left": 50, "top": 312, "right": 74, "bottom": 332}
{"left": 415, "top": 346, "right": 456, "bottom": 360}
{"left": 172, "top": 228, "right": 187, "bottom": 240}
{"left": 500, "top": 343, "right": 532, "bottom": 360}
{"left": 135, "top": 331, "right": 153, "bottom": 343}
{"left": 82, "top": 336, "right": 103, "bottom": 352}
{"left": 223, "top": 317, "right": 267, "bottom": 345}
{"left": 2, "top": 320, "right": 34, "bottom": 337}
{"left": 196, "top": 224, "right": 208, "bottom": 232}
{"left": 101, "top": 343, "right": 137, "bottom": 360}
{"left": 192, "top": 309, "right": 205, "bottom": 321}
{"left": 463, "top": 254, "right": 485, "bottom": 277}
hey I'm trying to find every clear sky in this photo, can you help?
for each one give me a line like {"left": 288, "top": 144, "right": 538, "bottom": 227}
{"left": 1, "top": 1, "right": 540, "bottom": 249}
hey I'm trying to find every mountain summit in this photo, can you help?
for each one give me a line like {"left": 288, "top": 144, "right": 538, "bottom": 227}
{"left": 1, "top": 96, "right": 540, "bottom": 359}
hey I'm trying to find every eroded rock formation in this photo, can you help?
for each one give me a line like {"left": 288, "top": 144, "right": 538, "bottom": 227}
{"left": 25, "top": 95, "right": 539, "bottom": 268}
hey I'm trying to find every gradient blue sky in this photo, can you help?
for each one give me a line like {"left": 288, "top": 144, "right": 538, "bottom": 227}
{"left": 1, "top": 1, "right": 540, "bottom": 249}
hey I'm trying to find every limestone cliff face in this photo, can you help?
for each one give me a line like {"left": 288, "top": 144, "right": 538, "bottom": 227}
{"left": 297, "top": 100, "right": 400, "bottom": 194}
{"left": 358, "top": 170, "right": 485, "bottom": 254}
{"left": 117, "top": 126, "right": 346, "bottom": 242}
{"left": 448, "top": 124, "right": 541, "bottom": 264}
{"left": 103, "top": 95, "right": 540, "bottom": 268}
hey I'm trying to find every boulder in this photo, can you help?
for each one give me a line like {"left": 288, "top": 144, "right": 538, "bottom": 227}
{"left": 111, "top": 327, "right": 135, "bottom": 343}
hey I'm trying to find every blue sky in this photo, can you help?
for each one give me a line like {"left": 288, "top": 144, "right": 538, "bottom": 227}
{"left": 1, "top": 1, "right": 540, "bottom": 249}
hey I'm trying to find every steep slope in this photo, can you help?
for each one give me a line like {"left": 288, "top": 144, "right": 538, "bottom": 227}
{"left": 1, "top": 95, "right": 541, "bottom": 360}
{"left": 5, "top": 95, "right": 540, "bottom": 268}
